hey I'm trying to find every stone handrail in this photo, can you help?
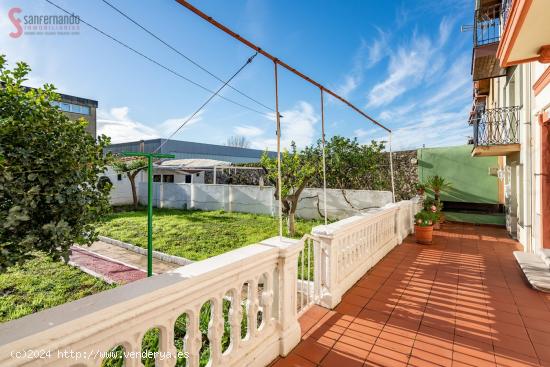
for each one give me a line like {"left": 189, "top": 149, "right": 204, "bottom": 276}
{"left": 0, "top": 237, "right": 303, "bottom": 367}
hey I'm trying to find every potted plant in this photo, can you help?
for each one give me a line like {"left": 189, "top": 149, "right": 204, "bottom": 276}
{"left": 415, "top": 183, "right": 426, "bottom": 196}
{"left": 414, "top": 210, "right": 437, "bottom": 244}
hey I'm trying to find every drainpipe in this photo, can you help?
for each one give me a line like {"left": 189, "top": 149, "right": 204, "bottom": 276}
{"left": 524, "top": 64, "right": 533, "bottom": 253}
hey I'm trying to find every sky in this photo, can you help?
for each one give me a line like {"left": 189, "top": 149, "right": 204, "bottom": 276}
{"left": 1, "top": 0, "right": 474, "bottom": 151}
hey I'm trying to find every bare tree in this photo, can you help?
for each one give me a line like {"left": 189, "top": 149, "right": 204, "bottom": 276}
{"left": 226, "top": 135, "right": 251, "bottom": 148}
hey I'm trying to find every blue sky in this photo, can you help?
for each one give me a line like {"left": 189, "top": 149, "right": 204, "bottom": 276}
{"left": 1, "top": 0, "right": 473, "bottom": 151}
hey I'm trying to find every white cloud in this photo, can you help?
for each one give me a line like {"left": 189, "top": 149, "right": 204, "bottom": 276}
{"left": 335, "top": 29, "right": 389, "bottom": 99}
{"left": 250, "top": 101, "right": 318, "bottom": 150}
{"left": 365, "top": 17, "right": 457, "bottom": 109}
{"left": 97, "top": 107, "right": 204, "bottom": 143}
{"left": 234, "top": 125, "right": 264, "bottom": 137}
{"left": 386, "top": 105, "right": 471, "bottom": 150}
{"left": 437, "top": 17, "right": 455, "bottom": 47}
{"left": 366, "top": 28, "right": 389, "bottom": 68}
{"left": 156, "top": 110, "right": 204, "bottom": 136}
{"left": 365, "top": 35, "right": 432, "bottom": 108}
{"left": 337, "top": 75, "right": 361, "bottom": 99}
{"left": 424, "top": 55, "right": 470, "bottom": 106}
{"left": 97, "top": 107, "right": 159, "bottom": 143}
{"left": 354, "top": 128, "right": 379, "bottom": 139}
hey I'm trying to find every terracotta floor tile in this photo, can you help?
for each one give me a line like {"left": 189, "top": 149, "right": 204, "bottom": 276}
{"left": 413, "top": 339, "right": 453, "bottom": 360}
{"left": 272, "top": 354, "right": 317, "bottom": 367}
{"left": 410, "top": 347, "right": 452, "bottom": 367}
{"left": 491, "top": 322, "right": 530, "bottom": 340}
{"left": 527, "top": 328, "right": 550, "bottom": 347}
{"left": 333, "top": 336, "right": 372, "bottom": 360}
{"left": 344, "top": 327, "right": 378, "bottom": 344}
{"left": 533, "top": 343, "right": 550, "bottom": 363}
{"left": 374, "top": 336, "right": 412, "bottom": 355}
{"left": 452, "top": 351, "right": 496, "bottom": 367}
{"left": 493, "top": 334, "right": 537, "bottom": 359}
{"left": 293, "top": 338, "right": 331, "bottom": 364}
{"left": 494, "top": 349, "right": 543, "bottom": 367}
{"left": 320, "top": 349, "right": 364, "bottom": 367}
{"left": 335, "top": 302, "right": 363, "bottom": 317}
{"left": 367, "top": 345, "right": 410, "bottom": 367}
{"left": 303, "top": 305, "right": 331, "bottom": 321}
{"left": 342, "top": 294, "right": 371, "bottom": 308}
{"left": 299, "top": 315, "right": 318, "bottom": 337}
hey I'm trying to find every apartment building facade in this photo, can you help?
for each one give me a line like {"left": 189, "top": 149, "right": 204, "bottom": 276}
{"left": 469, "top": 0, "right": 549, "bottom": 253}
{"left": 52, "top": 92, "right": 98, "bottom": 138}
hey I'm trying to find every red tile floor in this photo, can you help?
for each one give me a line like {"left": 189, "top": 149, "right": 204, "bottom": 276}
{"left": 270, "top": 223, "right": 550, "bottom": 367}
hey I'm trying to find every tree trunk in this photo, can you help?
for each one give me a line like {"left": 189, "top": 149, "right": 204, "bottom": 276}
{"left": 287, "top": 211, "right": 296, "bottom": 236}
{"left": 128, "top": 172, "right": 138, "bottom": 210}
{"left": 434, "top": 190, "right": 440, "bottom": 202}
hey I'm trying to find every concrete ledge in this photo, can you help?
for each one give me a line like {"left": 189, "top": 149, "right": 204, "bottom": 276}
{"left": 98, "top": 236, "right": 193, "bottom": 266}
{"left": 513, "top": 251, "right": 550, "bottom": 293}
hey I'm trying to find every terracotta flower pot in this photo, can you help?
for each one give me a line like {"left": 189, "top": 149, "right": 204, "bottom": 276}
{"left": 415, "top": 225, "right": 433, "bottom": 245}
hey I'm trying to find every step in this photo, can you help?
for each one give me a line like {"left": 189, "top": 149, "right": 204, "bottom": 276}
{"left": 513, "top": 251, "right": 550, "bottom": 293}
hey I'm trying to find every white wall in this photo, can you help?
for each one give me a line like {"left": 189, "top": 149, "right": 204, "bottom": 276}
{"left": 104, "top": 167, "right": 134, "bottom": 206}
{"left": 118, "top": 182, "right": 392, "bottom": 220}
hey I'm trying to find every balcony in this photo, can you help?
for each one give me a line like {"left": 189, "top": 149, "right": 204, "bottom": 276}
{"left": 472, "top": 4, "right": 507, "bottom": 81}
{"left": 471, "top": 106, "right": 521, "bottom": 157}
{"left": 497, "top": 0, "right": 550, "bottom": 67}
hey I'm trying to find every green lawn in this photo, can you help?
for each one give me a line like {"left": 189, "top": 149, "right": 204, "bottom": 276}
{"left": 96, "top": 208, "right": 322, "bottom": 261}
{"left": 0, "top": 254, "right": 114, "bottom": 323}
{"left": 2, "top": 209, "right": 319, "bottom": 366}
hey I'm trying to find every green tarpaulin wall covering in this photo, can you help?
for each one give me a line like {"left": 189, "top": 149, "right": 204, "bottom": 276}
{"left": 417, "top": 145, "right": 499, "bottom": 204}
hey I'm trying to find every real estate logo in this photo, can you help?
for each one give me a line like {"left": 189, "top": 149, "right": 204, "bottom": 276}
{"left": 8, "top": 7, "right": 80, "bottom": 38}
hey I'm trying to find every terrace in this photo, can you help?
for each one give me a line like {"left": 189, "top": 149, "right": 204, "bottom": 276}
{"left": 273, "top": 223, "right": 550, "bottom": 367}
{"left": 2, "top": 200, "right": 549, "bottom": 367}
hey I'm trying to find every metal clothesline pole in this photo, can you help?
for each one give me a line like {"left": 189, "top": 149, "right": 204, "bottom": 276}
{"left": 389, "top": 132, "right": 396, "bottom": 203}
{"left": 274, "top": 61, "right": 283, "bottom": 238}
{"left": 175, "top": 0, "right": 391, "bottom": 134}
{"left": 122, "top": 151, "right": 175, "bottom": 277}
{"left": 320, "top": 89, "right": 328, "bottom": 225}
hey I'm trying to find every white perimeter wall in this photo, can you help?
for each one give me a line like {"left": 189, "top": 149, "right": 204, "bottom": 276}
{"left": 110, "top": 182, "right": 393, "bottom": 220}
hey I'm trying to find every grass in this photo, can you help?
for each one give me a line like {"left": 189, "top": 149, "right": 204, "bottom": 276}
{"left": 96, "top": 208, "right": 322, "bottom": 261}
{"left": 0, "top": 253, "right": 114, "bottom": 323}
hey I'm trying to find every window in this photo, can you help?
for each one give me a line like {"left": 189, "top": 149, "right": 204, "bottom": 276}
{"left": 117, "top": 174, "right": 122, "bottom": 181}
{"left": 185, "top": 175, "right": 192, "bottom": 183}
{"left": 153, "top": 175, "right": 161, "bottom": 182}
{"left": 51, "top": 101, "right": 90, "bottom": 115}
{"left": 163, "top": 175, "right": 174, "bottom": 183}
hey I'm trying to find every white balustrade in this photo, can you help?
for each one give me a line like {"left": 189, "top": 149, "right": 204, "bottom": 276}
{"left": 0, "top": 237, "right": 303, "bottom": 367}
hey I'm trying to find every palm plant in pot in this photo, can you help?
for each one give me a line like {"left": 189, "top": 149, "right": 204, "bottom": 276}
{"left": 414, "top": 210, "right": 438, "bottom": 244}
{"left": 426, "top": 175, "right": 452, "bottom": 225}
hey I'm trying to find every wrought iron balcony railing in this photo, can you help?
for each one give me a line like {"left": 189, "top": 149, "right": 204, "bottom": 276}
{"left": 501, "top": 0, "right": 513, "bottom": 29}
{"left": 474, "top": 4, "right": 503, "bottom": 47}
{"left": 471, "top": 106, "right": 521, "bottom": 146}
